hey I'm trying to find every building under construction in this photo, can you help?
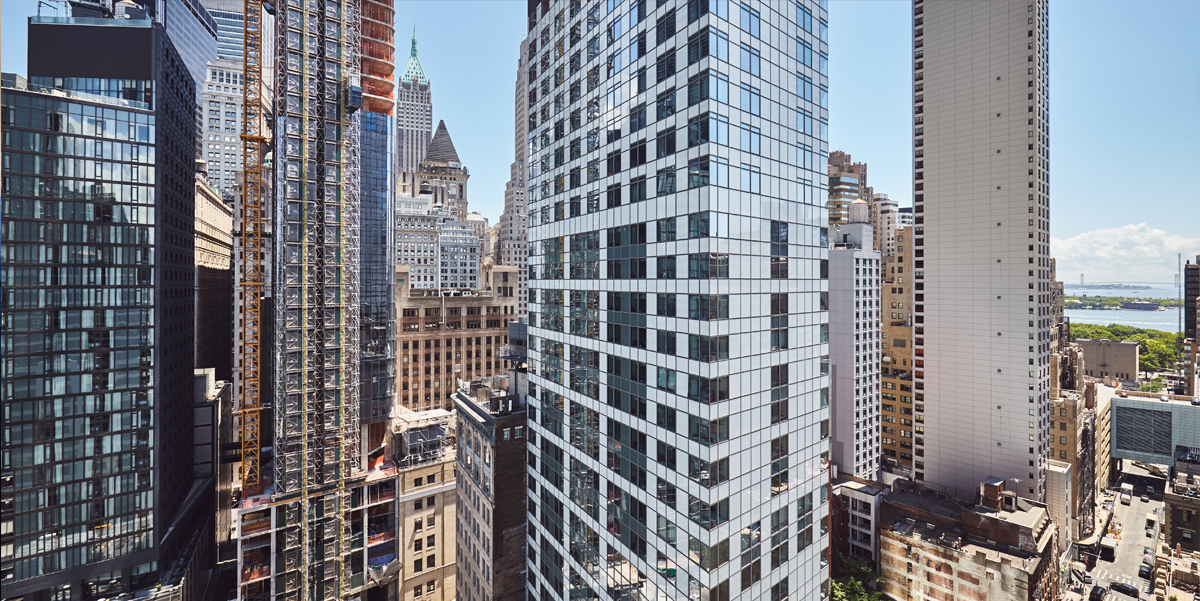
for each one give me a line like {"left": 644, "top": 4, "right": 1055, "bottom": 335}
{"left": 231, "top": 0, "right": 400, "bottom": 599}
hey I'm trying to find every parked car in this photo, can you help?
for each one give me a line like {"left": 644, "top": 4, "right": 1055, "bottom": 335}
{"left": 1139, "top": 565, "right": 1152, "bottom": 579}
{"left": 1111, "top": 583, "right": 1139, "bottom": 597}
{"left": 1147, "top": 528, "right": 1155, "bottom": 538}
{"left": 1089, "top": 585, "right": 1107, "bottom": 601}
{"left": 1117, "top": 391, "right": 1128, "bottom": 398}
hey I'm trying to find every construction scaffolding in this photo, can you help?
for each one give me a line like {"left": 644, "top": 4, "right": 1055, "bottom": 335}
{"left": 236, "top": 0, "right": 368, "bottom": 599}
{"left": 238, "top": 0, "right": 268, "bottom": 499}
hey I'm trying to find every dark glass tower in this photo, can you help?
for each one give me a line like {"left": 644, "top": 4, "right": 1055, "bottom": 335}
{"left": 1, "top": 15, "right": 198, "bottom": 598}
{"left": 359, "top": 0, "right": 397, "bottom": 426}
{"left": 359, "top": 111, "right": 396, "bottom": 425}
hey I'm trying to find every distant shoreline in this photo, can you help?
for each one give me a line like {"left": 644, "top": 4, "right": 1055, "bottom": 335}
{"left": 1065, "top": 295, "right": 1182, "bottom": 308}
{"left": 1068, "top": 284, "right": 1153, "bottom": 290}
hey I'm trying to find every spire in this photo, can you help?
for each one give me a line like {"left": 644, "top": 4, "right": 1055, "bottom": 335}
{"left": 401, "top": 24, "right": 428, "bottom": 85}
{"left": 425, "top": 120, "right": 460, "bottom": 164}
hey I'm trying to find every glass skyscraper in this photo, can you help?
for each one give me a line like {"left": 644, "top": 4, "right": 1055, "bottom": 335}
{"left": 358, "top": 111, "right": 396, "bottom": 426}
{"left": 2, "top": 14, "right": 199, "bottom": 598}
{"left": 359, "top": 0, "right": 397, "bottom": 426}
{"left": 164, "top": 0, "right": 220, "bottom": 89}
{"left": 522, "top": 0, "right": 832, "bottom": 599}
{"left": 201, "top": 0, "right": 247, "bottom": 62}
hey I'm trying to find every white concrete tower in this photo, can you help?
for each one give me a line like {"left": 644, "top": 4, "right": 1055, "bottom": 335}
{"left": 911, "top": 0, "right": 1052, "bottom": 500}
{"left": 829, "top": 201, "right": 882, "bottom": 480}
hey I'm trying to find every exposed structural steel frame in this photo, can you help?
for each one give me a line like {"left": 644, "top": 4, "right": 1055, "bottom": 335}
{"left": 239, "top": 0, "right": 267, "bottom": 498}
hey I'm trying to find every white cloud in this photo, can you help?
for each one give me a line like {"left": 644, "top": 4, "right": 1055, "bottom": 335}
{"left": 1051, "top": 224, "right": 1200, "bottom": 284}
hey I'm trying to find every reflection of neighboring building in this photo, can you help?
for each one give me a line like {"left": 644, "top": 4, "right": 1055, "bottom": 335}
{"left": 878, "top": 479, "right": 1059, "bottom": 601}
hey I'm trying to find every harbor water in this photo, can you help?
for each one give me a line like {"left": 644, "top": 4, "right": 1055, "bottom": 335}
{"left": 1063, "top": 285, "right": 1182, "bottom": 333}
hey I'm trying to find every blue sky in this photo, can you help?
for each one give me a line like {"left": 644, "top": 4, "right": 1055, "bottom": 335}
{"left": 3, "top": 0, "right": 1197, "bottom": 281}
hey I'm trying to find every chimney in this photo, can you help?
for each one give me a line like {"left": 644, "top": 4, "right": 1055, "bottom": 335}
{"left": 980, "top": 477, "right": 1006, "bottom": 510}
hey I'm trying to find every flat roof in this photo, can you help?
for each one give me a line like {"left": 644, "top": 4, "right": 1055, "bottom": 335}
{"left": 833, "top": 473, "right": 889, "bottom": 496}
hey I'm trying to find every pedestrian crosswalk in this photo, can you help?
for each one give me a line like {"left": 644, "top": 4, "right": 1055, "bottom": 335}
{"left": 1093, "top": 569, "right": 1135, "bottom": 587}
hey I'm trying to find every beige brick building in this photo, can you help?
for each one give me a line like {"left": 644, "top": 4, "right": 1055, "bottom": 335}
{"left": 1077, "top": 339, "right": 1140, "bottom": 382}
{"left": 396, "top": 262, "right": 519, "bottom": 411}
{"left": 393, "top": 410, "right": 458, "bottom": 601}
{"left": 881, "top": 226, "right": 915, "bottom": 477}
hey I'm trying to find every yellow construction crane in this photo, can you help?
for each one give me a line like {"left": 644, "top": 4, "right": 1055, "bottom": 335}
{"left": 238, "top": 0, "right": 268, "bottom": 497}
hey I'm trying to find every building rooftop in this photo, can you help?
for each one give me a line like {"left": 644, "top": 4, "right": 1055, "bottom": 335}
{"left": 393, "top": 408, "right": 453, "bottom": 430}
{"left": 886, "top": 487, "right": 970, "bottom": 522}
{"left": 832, "top": 472, "right": 890, "bottom": 497}
{"left": 425, "top": 120, "right": 460, "bottom": 164}
{"left": 1115, "top": 390, "right": 1200, "bottom": 407}
{"left": 2, "top": 74, "right": 151, "bottom": 110}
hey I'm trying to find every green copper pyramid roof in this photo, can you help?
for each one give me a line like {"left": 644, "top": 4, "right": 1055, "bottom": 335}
{"left": 401, "top": 28, "right": 428, "bottom": 86}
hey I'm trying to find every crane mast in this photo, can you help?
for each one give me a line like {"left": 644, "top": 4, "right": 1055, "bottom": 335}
{"left": 238, "top": 0, "right": 267, "bottom": 497}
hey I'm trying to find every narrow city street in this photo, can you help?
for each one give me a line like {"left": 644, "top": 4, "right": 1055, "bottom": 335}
{"left": 1091, "top": 466, "right": 1168, "bottom": 599}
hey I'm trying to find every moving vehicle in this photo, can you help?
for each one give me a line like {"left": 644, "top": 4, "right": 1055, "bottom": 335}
{"left": 1101, "top": 536, "right": 1118, "bottom": 561}
{"left": 1111, "top": 583, "right": 1139, "bottom": 597}
{"left": 1121, "top": 483, "right": 1134, "bottom": 504}
{"left": 1141, "top": 494, "right": 1149, "bottom": 503}
{"left": 1089, "top": 586, "right": 1107, "bottom": 601}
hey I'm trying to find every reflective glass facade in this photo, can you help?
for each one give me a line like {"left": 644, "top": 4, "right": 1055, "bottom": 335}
{"left": 360, "top": 110, "right": 396, "bottom": 425}
{"left": 7, "top": 18, "right": 199, "bottom": 599}
{"left": 164, "top": 0, "right": 219, "bottom": 89}
{"left": 207, "top": 7, "right": 246, "bottom": 62}
{"left": 524, "top": 0, "right": 832, "bottom": 599}
{"left": 1, "top": 86, "right": 158, "bottom": 585}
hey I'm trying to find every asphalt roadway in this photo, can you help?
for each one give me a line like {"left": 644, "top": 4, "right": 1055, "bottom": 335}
{"left": 1089, "top": 467, "right": 1167, "bottom": 600}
